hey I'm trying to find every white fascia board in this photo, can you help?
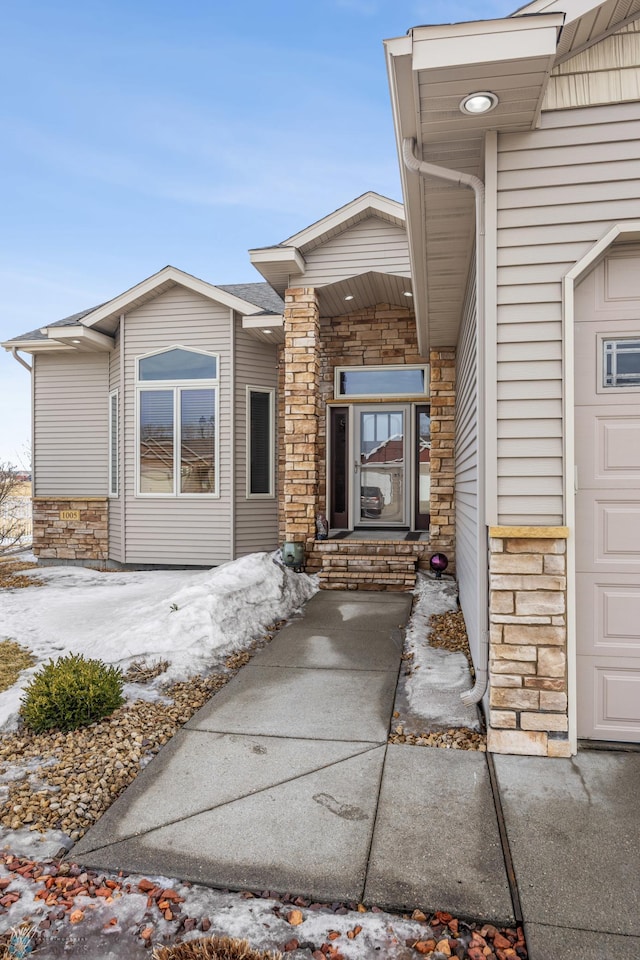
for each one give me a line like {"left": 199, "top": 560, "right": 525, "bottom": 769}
{"left": 242, "top": 314, "right": 284, "bottom": 329}
{"left": 45, "top": 326, "right": 114, "bottom": 351}
{"left": 1, "top": 339, "right": 73, "bottom": 353}
{"left": 79, "top": 266, "right": 267, "bottom": 329}
{"left": 248, "top": 246, "right": 305, "bottom": 274}
{"left": 411, "top": 14, "right": 563, "bottom": 71}
{"left": 283, "top": 193, "right": 405, "bottom": 248}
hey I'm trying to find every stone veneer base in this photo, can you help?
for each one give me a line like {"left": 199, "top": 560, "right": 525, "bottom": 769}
{"left": 32, "top": 497, "right": 108, "bottom": 562}
{"left": 487, "top": 526, "right": 570, "bottom": 758}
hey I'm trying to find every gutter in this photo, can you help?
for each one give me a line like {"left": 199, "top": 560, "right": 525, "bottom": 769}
{"left": 402, "top": 138, "right": 488, "bottom": 705}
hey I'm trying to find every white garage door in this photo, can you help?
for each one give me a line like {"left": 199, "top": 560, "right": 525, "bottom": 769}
{"left": 575, "top": 249, "right": 640, "bottom": 743}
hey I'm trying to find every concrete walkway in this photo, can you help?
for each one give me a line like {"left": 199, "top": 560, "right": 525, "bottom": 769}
{"left": 72, "top": 590, "right": 640, "bottom": 958}
{"left": 73, "top": 590, "right": 513, "bottom": 922}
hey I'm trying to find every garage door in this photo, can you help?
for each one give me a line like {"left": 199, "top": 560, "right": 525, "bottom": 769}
{"left": 575, "top": 249, "right": 640, "bottom": 742}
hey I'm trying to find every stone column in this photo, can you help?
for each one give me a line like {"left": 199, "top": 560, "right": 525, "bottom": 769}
{"left": 428, "top": 348, "right": 456, "bottom": 564}
{"left": 282, "top": 287, "right": 321, "bottom": 543}
{"left": 487, "top": 526, "right": 570, "bottom": 757}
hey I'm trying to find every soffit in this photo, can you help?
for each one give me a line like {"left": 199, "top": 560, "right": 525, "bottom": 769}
{"left": 386, "top": 14, "right": 563, "bottom": 351}
{"left": 317, "top": 271, "right": 415, "bottom": 321}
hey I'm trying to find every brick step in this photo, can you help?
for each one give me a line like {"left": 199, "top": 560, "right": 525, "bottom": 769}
{"left": 324, "top": 556, "right": 417, "bottom": 570}
{"left": 313, "top": 541, "right": 421, "bottom": 557}
{"left": 319, "top": 570, "right": 416, "bottom": 587}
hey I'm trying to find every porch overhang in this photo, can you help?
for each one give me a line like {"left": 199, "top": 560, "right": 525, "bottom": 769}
{"left": 385, "top": 13, "right": 564, "bottom": 353}
{"left": 316, "top": 271, "right": 413, "bottom": 318}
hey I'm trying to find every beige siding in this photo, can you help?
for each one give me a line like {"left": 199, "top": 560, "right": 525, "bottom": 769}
{"left": 455, "top": 267, "right": 480, "bottom": 667}
{"left": 33, "top": 352, "right": 109, "bottom": 496}
{"left": 496, "top": 100, "right": 640, "bottom": 524}
{"left": 298, "top": 216, "right": 410, "bottom": 287}
{"left": 108, "top": 327, "right": 122, "bottom": 562}
{"left": 123, "top": 286, "right": 233, "bottom": 565}
{"left": 544, "top": 19, "right": 640, "bottom": 111}
{"left": 234, "top": 322, "right": 279, "bottom": 556}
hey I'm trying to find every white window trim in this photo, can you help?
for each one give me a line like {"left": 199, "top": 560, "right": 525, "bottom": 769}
{"left": 135, "top": 348, "right": 220, "bottom": 499}
{"left": 334, "top": 363, "right": 430, "bottom": 399}
{"left": 109, "top": 389, "right": 119, "bottom": 498}
{"left": 599, "top": 333, "right": 640, "bottom": 393}
{"left": 246, "top": 385, "right": 275, "bottom": 499}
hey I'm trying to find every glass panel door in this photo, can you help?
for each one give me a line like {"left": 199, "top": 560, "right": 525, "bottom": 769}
{"left": 355, "top": 406, "right": 407, "bottom": 525}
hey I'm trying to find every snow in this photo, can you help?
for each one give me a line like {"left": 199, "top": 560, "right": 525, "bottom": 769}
{"left": 0, "top": 862, "right": 451, "bottom": 959}
{"left": 0, "top": 552, "right": 318, "bottom": 730}
{"left": 403, "top": 573, "right": 481, "bottom": 731}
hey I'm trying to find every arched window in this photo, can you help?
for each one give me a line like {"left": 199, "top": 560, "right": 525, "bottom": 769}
{"left": 136, "top": 347, "right": 219, "bottom": 497}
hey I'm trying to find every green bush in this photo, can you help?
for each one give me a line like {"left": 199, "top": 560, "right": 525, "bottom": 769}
{"left": 20, "top": 654, "right": 125, "bottom": 733}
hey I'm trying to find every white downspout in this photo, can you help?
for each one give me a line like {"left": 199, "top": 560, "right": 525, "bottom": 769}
{"left": 9, "top": 347, "right": 32, "bottom": 373}
{"left": 402, "top": 137, "right": 488, "bottom": 705}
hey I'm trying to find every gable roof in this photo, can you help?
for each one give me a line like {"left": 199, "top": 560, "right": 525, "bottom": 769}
{"left": 3, "top": 269, "right": 284, "bottom": 354}
{"left": 282, "top": 192, "right": 405, "bottom": 253}
{"left": 77, "top": 266, "right": 283, "bottom": 334}
{"left": 248, "top": 192, "right": 406, "bottom": 294}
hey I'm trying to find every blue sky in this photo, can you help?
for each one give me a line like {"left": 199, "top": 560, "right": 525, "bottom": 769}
{"left": 0, "top": 0, "right": 515, "bottom": 464}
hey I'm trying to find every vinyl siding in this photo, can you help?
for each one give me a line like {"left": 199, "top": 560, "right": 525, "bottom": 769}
{"left": 543, "top": 19, "right": 640, "bottom": 111}
{"left": 33, "top": 352, "right": 109, "bottom": 496}
{"left": 123, "top": 286, "right": 233, "bottom": 565}
{"left": 496, "top": 99, "right": 640, "bottom": 523}
{"left": 455, "top": 267, "right": 480, "bottom": 667}
{"left": 108, "top": 327, "right": 122, "bottom": 562}
{"left": 234, "top": 322, "right": 279, "bottom": 556}
{"left": 298, "top": 216, "right": 410, "bottom": 287}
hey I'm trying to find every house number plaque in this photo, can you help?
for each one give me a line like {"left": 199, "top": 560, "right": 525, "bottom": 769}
{"left": 60, "top": 510, "right": 81, "bottom": 522}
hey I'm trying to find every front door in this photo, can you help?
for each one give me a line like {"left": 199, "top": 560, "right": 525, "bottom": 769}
{"left": 354, "top": 405, "right": 408, "bottom": 526}
{"left": 575, "top": 251, "right": 640, "bottom": 743}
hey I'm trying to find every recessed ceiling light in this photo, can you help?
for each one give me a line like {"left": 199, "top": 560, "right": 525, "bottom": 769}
{"left": 403, "top": 291, "right": 413, "bottom": 298}
{"left": 262, "top": 329, "right": 273, "bottom": 334}
{"left": 71, "top": 339, "right": 82, "bottom": 344}
{"left": 344, "top": 294, "right": 354, "bottom": 301}
{"left": 460, "top": 91, "right": 498, "bottom": 116}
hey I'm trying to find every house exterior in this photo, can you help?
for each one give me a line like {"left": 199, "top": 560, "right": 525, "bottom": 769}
{"left": 385, "top": 0, "right": 640, "bottom": 755}
{"left": 4, "top": 195, "right": 451, "bottom": 581}
{"left": 4, "top": 269, "right": 285, "bottom": 566}
{"left": 4, "top": 0, "right": 640, "bottom": 757}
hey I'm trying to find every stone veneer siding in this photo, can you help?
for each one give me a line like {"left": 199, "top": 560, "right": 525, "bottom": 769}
{"left": 487, "top": 526, "right": 570, "bottom": 758}
{"left": 279, "top": 292, "right": 456, "bottom": 562}
{"left": 32, "top": 498, "right": 109, "bottom": 562}
{"left": 426, "top": 349, "right": 456, "bottom": 565}
{"left": 281, "top": 288, "right": 322, "bottom": 542}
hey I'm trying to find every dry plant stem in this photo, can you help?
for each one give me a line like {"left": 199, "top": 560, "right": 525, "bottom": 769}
{"left": 152, "top": 935, "right": 283, "bottom": 960}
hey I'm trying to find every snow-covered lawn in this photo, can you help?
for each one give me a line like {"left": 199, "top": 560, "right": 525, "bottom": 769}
{"left": 0, "top": 552, "right": 318, "bottom": 730}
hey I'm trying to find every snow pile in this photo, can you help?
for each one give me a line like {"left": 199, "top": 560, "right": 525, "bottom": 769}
{"left": 0, "top": 553, "right": 318, "bottom": 730}
{"left": 403, "top": 573, "right": 480, "bottom": 730}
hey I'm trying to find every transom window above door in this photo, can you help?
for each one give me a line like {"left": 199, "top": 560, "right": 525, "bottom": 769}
{"left": 136, "top": 346, "right": 219, "bottom": 497}
{"left": 335, "top": 364, "right": 429, "bottom": 399}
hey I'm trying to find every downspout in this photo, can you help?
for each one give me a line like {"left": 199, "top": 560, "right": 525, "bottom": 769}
{"left": 402, "top": 137, "right": 488, "bottom": 705}
{"left": 9, "top": 347, "right": 32, "bottom": 373}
